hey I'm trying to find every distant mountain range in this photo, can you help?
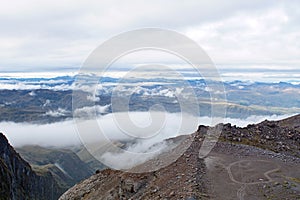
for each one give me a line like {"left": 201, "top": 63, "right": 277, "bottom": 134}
{"left": 0, "top": 75, "right": 299, "bottom": 123}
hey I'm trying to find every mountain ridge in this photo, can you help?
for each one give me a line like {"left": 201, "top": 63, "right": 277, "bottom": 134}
{"left": 0, "top": 132, "right": 63, "bottom": 200}
{"left": 16, "top": 145, "right": 96, "bottom": 191}
{"left": 59, "top": 114, "right": 300, "bottom": 200}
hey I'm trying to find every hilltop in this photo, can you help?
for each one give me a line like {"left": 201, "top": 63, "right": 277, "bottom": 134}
{"left": 60, "top": 114, "right": 300, "bottom": 200}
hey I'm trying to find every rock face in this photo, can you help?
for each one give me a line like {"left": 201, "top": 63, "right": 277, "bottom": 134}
{"left": 0, "top": 132, "right": 63, "bottom": 200}
{"left": 59, "top": 114, "right": 300, "bottom": 200}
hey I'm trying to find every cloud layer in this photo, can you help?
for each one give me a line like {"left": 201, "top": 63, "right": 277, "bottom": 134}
{"left": 0, "top": 111, "right": 294, "bottom": 169}
{"left": 0, "top": 112, "right": 293, "bottom": 148}
{"left": 0, "top": 1, "right": 299, "bottom": 71}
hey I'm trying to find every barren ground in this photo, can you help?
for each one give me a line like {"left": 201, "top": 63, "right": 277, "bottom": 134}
{"left": 205, "top": 142, "right": 300, "bottom": 200}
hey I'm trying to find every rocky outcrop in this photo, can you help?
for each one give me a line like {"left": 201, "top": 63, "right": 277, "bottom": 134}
{"left": 0, "top": 132, "right": 63, "bottom": 200}
{"left": 219, "top": 115, "right": 300, "bottom": 158}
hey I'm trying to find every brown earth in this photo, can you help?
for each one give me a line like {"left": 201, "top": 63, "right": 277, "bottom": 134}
{"left": 59, "top": 114, "right": 300, "bottom": 200}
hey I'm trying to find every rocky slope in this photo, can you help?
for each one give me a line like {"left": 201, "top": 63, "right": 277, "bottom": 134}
{"left": 16, "top": 145, "right": 95, "bottom": 191}
{"left": 59, "top": 133, "right": 208, "bottom": 200}
{"left": 219, "top": 114, "right": 300, "bottom": 157}
{"left": 60, "top": 114, "right": 300, "bottom": 200}
{"left": 0, "top": 133, "right": 63, "bottom": 200}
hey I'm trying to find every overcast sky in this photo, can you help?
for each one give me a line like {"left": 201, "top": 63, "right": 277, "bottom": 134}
{"left": 0, "top": 0, "right": 299, "bottom": 72}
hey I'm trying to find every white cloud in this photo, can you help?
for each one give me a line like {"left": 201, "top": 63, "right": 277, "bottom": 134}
{"left": 0, "top": 1, "right": 299, "bottom": 71}
{"left": 0, "top": 82, "right": 42, "bottom": 90}
{"left": 74, "top": 105, "right": 110, "bottom": 118}
{"left": 87, "top": 94, "right": 100, "bottom": 102}
{"left": 185, "top": 6, "right": 300, "bottom": 66}
{"left": 100, "top": 140, "right": 168, "bottom": 169}
{"left": 0, "top": 112, "right": 294, "bottom": 168}
{"left": 44, "top": 108, "right": 69, "bottom": 117}
{"left": 28, "top": 91, "right": 36, "bottom": 96}
{"left": 0, "top": 112, "right": 294, "bottom": 147}
{"left": 0, "top": 120, "right": 81, "bottom": 147}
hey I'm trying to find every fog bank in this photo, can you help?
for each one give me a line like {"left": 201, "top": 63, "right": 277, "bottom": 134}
{"left": 0, "top": 113, "right": 294, "bottom": 148}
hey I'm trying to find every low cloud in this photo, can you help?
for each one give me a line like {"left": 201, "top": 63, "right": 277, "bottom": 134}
{"left": 0, "top": 112, "right": 293, "bottom": 147}
{"left": 0, "top": 120, "right": 81, "bottom": 147}
{"left": 44, "top": 108, "right": 70, "bottom": 117}
{"left": 28, "top": 91, "right": 36, "bottom": 96}
{"left": 100, "top": 141, "right": 168, "bottom": 170}
{"left": 0, "top": 112, "right": 295, "bottom": 168}
{"left": 74, "top": 105, "right": 110, "bottom": 118}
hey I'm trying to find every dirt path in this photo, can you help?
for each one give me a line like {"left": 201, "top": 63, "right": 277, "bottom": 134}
{"left": 227, "top": 160, "right": 281, "bottom": 185}
{"left": 226, "top": 160, "right": 281, "bottom": 200}
{"left": 204, "top": 143, "right": 300, "bottom": 200}
{"left": 236, "top": 185, "right": 246, "bottom": 200}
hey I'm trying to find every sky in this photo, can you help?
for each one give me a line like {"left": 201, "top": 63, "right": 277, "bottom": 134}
{"left": 0, "top": 0, "right": 299, "bottom": 72}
